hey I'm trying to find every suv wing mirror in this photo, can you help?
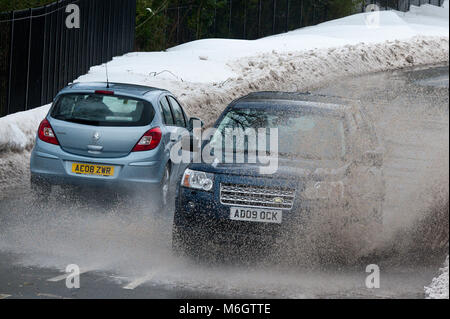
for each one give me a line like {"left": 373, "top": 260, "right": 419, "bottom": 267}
{"left": 188, "top": 117, "right": 204, "bottom": 131}
{"left": 182, "top": 118, "right": 203, "bottom": 153}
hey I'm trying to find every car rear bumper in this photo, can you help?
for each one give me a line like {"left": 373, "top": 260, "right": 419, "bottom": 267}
{"left": 30, "top": 139, "right": 166, "bottom": 190}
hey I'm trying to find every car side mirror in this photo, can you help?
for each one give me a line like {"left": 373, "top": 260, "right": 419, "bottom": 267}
{"left": 360, "top": 150, "right": 383, "bottom": 168}
{"left": 188, "top": 117, "right": 204, "bottom": 131}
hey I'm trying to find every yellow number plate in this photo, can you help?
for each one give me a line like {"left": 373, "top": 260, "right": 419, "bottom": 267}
{"left": 71, "top": 163, "right": 114, "bottom": 176}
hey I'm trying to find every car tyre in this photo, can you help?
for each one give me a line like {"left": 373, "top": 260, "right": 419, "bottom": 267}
{"left": 156, "top": 165, "right": 171, "bottom": 213}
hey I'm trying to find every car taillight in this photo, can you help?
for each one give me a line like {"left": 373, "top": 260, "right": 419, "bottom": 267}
{"left": 132, "top": 127, "right": 162, "bottom": 152}
{"left": 38, "top": 119, "right": 59, "bottom": 145}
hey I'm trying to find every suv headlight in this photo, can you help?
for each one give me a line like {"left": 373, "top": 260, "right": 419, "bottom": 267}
{"left": 181, "top": 169, "right": 214, "bottom": 192}
{"left": 303, "top": 181, "right": 344, "bottom": 200}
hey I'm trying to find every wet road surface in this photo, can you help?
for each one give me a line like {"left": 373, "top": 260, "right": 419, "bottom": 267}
{"left": 0, "top": 64, "right": 448, "bottom": 299}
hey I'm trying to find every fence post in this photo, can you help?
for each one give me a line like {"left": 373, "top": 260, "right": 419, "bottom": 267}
{"left": 100, "top": 0, "right": 106, "bottom": 64}
{"left": 229, "top": 0, "right": 232, "bottom": 37}
{"left": 59, "top": 1, "right": 65, "bottom": 92}
{"left": 258, "top": 0, "right": 261, "bottom": 37}
{"left": 130, "top": 0, "right": 136, "bottom": 51}
{"left": 177, "top": 6, "right": 180, "bottom": 44}
{"left": 7, "top": 10, "right": 14, "bottom": 115}
{"left": 243, "top": 0, "right": 247, "bottom": 39}
{"left": 300, "top": 0, "right": 303, "bottom": 27}
{"left": 272, "top": 0, "right": 276, "bottom": 35}
{"left": 312, "top": 2, "right": 316, "bottom": 25}
{"left": 64, "top": 1, "right": 70, "bottom": 87}
{"left": 25, "top": 8, "right": 33, "bottom": 110}
{"left": 213, "top": 0, "right": 217, "bottom": 37}
{"left": 53, "top": 1, "right": 60, "bottom": 96}
{"left": 41, "top": 5, "right": 48, "bottom": 105}
{"left": 163, "top": 7, "right": 167, "bottom": 49}
{"left": 82, "top": 0, "right": 89, "bottom": 73}
{"left": 107, "top": 0, "right": 112, "bottom": 61}
{"left": 76, "top": 0, "right": 82, "bottom": 77}
{"left": 286, "top": 0, "right": 289, "bottom": 32}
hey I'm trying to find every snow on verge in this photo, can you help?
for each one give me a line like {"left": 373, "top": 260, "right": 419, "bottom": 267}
{"left": 425, "top": 256, "right": 449, "bottom": 299}
{"left": 0, "top": 3, "right": 448, "bottom": 155}
{"left": 0, "top": 36, "right": 447, "bottom": 156}
{"left": 0, "top": 105, "right": 50, "bottom": 153}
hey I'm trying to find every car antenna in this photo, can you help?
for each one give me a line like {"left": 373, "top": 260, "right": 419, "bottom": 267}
{"left": 105, "top": 61, "right": 110, "bottom": 88}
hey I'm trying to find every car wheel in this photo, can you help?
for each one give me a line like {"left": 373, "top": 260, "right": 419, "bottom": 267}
{"left": 154, "top": 165, "right": 171, "bottom": 214}
{"left": 160, "top": 165, "right": 171, "bottom": 207}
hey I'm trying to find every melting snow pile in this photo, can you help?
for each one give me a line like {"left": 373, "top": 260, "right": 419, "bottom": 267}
{"left": 0, "top": 2, "right": 448, "bottom": 154}
{"left": 0, "top": 105, "right": 50, "bottom": 153}
{"left": 425, "top": 256, "right": 449, "bottom": 299}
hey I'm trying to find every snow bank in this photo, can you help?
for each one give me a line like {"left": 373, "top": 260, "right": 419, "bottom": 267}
{"left": 0, "top": 2, "right": 448, "bottom": 155}
{"left": 82, "top": 6, "right": 448, "bottom": 85}
{"left": 409, "top": 1, "right": 449, "bottom": 20}
{"left": 0, "top": 105, "right": 50, "bottom": 153}
{"left": 425, "top": 256, "right": 449, "bottom": 299}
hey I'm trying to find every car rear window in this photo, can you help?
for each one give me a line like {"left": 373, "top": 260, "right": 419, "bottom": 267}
{"left": 51, "top": 93, "right": 155, "bottom": 127}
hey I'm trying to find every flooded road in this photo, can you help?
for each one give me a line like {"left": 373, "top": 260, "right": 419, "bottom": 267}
{"left": 0, "top": 64, "right": 448, "bottom": 299}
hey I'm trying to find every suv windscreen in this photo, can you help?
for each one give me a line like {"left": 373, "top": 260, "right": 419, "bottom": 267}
{"left": 51, "top": 93, "right": 155, "bottom": 127}
{"left": 209, "top": 108, "right": 347, "bottom": 160}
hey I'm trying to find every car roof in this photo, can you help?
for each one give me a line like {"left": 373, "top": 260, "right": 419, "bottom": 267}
{"left": 232, "top": 91, "right": 355, "bottom": 114}
{"left": 61, "top": 82, "right": 168, "bottom": 96}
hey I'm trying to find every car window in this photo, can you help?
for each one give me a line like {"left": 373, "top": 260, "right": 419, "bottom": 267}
{"left": 210, "top": 108, "right": 347, "bottom": 160}
{"left": 167, "top": 96, "right": 186, "bottom": 127}
{"left": 51, "top": 93, "right": 155, "bottom": 127}
{"left": 160, "top": 96, "right": 174, "bottom": 125}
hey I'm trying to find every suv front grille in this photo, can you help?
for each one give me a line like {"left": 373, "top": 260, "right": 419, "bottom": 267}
{"left": 220, "top": 183, "right": 296, "bottom": 210}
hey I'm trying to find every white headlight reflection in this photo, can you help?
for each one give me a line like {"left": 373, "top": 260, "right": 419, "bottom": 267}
{"left": 181, "top": 169, "right": 215, "bottom": 191}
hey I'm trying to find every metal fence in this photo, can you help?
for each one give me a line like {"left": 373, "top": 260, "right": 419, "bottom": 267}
{"left": 0, "top": 0, "right": 444, "bottom": 117}
{"left": 160, "top": 0, "right": 445, "bottom": 51}
{"left": 161, "top": 0, "right": 334, "bottom": 49}
{"left": 365, "top": 0, "right": 444, "bottom": 11}
{"left": 0, "top": 0, "right": 136, "bottom": 118}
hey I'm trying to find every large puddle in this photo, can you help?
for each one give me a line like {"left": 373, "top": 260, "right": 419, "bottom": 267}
{"left": 0, "top": 65, "right": 448, "bottom": 298}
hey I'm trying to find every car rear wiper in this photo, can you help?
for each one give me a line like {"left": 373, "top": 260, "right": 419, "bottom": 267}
{"left": 60, "top": 118, "right": 101, "bottom": 126}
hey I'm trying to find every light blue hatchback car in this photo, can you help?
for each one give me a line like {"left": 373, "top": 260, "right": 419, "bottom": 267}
{"left": 30, "top": 82, "right": 202, "bottom": 208}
